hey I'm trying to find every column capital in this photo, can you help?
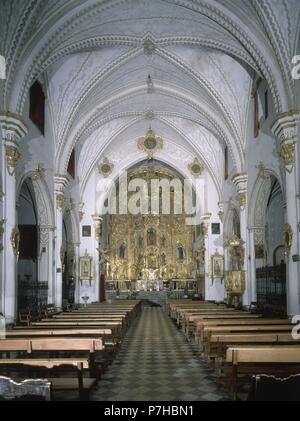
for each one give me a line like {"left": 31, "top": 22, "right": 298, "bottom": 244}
{"left": 54, "top": 174, "right": 69, "bottom": 190}
{"left": 0, "top": 112, "right": 28, "bottom": 176}
{"left": 0, "top": 112, "right": 28, "bottom": 141}
{"left": 92, "top": 214, "right": 103, "bottom": 240}
{"left": 271, "top": 110, "right": 300, "bottom": 141}
{"left": 232, "top": 173, "right": 248, "bottom": 210}
{"left": 271, "top": 111, "right": 300, "bottom": 173}
{"left": 200, "top": 212, "right": 212, "bottom": 221}
{"left": 54, "top": 174, "right": 69, "bottom": 210}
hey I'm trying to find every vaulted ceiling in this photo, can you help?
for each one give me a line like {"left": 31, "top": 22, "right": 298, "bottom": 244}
{"left": 1, "top": 0, "right": 300, "bottom": 195}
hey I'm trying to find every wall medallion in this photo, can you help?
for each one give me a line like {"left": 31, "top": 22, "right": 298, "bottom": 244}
{"left": 138, "top": 128, "right": 163, "bottom": 159}
{"left": 98, "top": 158, "right": 114, "bottom": 178}
{"left": 188, "top": 158, "right": 204, "bottom": 177}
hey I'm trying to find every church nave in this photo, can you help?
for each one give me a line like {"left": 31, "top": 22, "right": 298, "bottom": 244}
{"left": 90, "top": 306, "right": 228, "bottom": 402}
{"left": 1, "top": 0, "right": 300, "bottom": 403}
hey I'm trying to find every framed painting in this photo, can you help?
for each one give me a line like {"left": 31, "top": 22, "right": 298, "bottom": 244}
{"left": 211, "top": 254, "right": 224, "bottom": 278}
{"left": 211, "top": 223, "right": 221, "bottom": 235}
{"left": 82, "top": 225, "right": 91, "bottom": 237}
{"left": 79, "top": 255, "right": 93, "bottom": 281}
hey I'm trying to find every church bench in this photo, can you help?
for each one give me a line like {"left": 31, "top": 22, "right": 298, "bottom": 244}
{"left": 0, "top": 338, "right": 105, "bottom": 385}
{"left": 188, "top": 314, "right": 263, "bottom": 345}
{"left": 171, "top": 304, "right": 226, "bottom": 318}
{"left": 182, "top": 312, "right": 261, "bottom": 338}
{"left": 0, "top": 358, "right": 92, "bottom": 400}
{"left": 173, "top": 305, "right": 229, "bottom": 325}
{"left": 205, "top": 332, "right": 300, "bottom": 369}
{"left": 0, "top": 337, "right": 104, "bottom": 353}
{"left": 51, "top": 315, "right": 126, "bottom": 321}
{"left": 195, "top": 319, "right": 292, "bottom": 347}
{"left": 178, "top": 307, "right": 237, "bottom": 324}
{"left": 31, "top": 321, "right": 124, "bottom": 340}
{"left": 225, "top": 345, "right": 300, "bottom": 400}
{"left": 5, "top": 328, "right": 113, "bottom": 338}
{"left": 166, "top": 301, "right": 224, "bottom": 320}
{"left": 37, "top": 318, "right": 125, "bottom": 332}
{"left": 6, "top": 328, "right": 119, "bottom": 350}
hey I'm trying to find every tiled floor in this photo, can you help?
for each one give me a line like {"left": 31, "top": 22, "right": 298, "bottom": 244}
{"left": 90, "top": 306, "right": 230, "bottom": 401}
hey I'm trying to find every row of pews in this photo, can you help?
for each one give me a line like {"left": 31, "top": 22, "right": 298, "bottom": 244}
{"left": 167, "top": 300, "right": 300, "bottom": 400}
{"left": 0, "top": 300, "right": 141, "bottom": 401}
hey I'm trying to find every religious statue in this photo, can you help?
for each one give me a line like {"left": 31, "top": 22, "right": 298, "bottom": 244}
{"left": 147, "top": 228, "right": 157, "bottom": 246}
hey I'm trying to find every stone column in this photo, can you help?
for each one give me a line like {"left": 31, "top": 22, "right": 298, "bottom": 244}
{"left": 201, "top": 213, "right": 211, "bottom": 300}
{"left": 248, "top": 226, "right": 265, "bottom": 303}
{"left": 73, "top": 241, "right": 81, "bottom": 304}
{"left": 54, "top": 174, "right": 69, "bottom": 309}
{"left": 272, "top": 112, "right": 300, "bottom": 316}
{"left": 92, "top": 214, "right": 103, "bottom": 302}
{"left": 232, "top": 173, "right": 249, "bottom": 306}
{"left": 0, "top": 112, "right": 27, "bottom": 324}
{"left": 39, "top": 225, "right": 55, "bottom": 304}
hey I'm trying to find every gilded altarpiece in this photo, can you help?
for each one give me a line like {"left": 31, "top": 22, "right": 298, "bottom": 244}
{"left": 107, "top": 166, "right": 194, "bottom": 289}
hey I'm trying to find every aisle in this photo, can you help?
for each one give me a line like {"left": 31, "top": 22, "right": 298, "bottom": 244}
{"left": 91, "top": 306, "right": 229, "bottom": 401}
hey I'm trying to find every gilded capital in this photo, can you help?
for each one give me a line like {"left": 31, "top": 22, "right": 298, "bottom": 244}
{"left": 232, "top": 173, "right": 248, "bottom": 210}
{"left": 0, "top": 112, "right": 28, "bottom": 176}
{"left": 272, "top": 111, "right": 300, "bottom": 173}
{"left": 56, "top": 193, "right": 65, "bottom": 210}
{"left": 5, "top": 145, "right": 20, "bottom": 175}
{"left": 54, "top": 174, "right": 69, "bottom": 210}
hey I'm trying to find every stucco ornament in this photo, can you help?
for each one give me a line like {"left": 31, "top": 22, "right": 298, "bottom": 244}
{"left": 137, "top": 128, "right": 163, "bottom": 159}
{"left": 188, "top": 158, "right": 204, "bottom": 177}
{"left": 98, "top": 158, "right": 114, "bottom": 178}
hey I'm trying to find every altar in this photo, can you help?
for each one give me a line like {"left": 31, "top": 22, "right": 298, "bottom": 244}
{"left": 136, "top": 279, "right": 164, "bottom": 292}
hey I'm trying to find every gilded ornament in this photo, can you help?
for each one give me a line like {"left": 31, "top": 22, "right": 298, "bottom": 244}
{"left": 5, "top": 145, "right": 20, "bottom": 176}
{"left": 137, "top": 128, "right": 163, "bottom": 158}
{"left": 98, "top": 158, "right": 114, "bottom": 178}
{"left": 56, "top": 193, "right": 65, "bottom": 209}
{"left": 280, "top": 142, "right": 295, "bottom": 173}
{"left": 11, "top": 226, "right": 20, "bottom": 261}
{"left": 283, "top": 223, "right": 293, "bottom": 256}
{"left": 188, "top": 158, "right": 204, "bottom": 177}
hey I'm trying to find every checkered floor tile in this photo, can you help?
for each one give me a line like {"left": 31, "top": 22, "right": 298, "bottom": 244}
{"left": 90, "top": 306, "right": 230, "bottom": 401}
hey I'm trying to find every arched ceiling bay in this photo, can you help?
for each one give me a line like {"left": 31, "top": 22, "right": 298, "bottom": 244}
{"left": 2, "top": 0, "right": 300, "bottom": 198}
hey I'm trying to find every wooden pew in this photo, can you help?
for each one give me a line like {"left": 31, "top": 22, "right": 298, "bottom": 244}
{"left": 31, "top": 321, "right": 123, "bottom": 339}
{"left": 182, "top": 312, "right": 262, "bottom": 338}
{"left": 195, "top": 318, "right": 291, "bottom": 345}
{"left": 5, "top": 328, "right": 113, "bottom": 338}
{"left": 0, "top": 338, "right": 105, "bottom": 399}
{"left": 225, "top": 345, "right": 300, "bottom": 400}
{"left": 206, "top": 332, "right": 300, "bottom": 369}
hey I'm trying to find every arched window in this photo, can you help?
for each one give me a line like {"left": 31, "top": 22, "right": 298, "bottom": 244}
{"left": 119, "top": 243, "right": 126, "bottom": 260}
{"left": 177, "top": 244, "right": 185, "bottom": 260}
{"left": 29, "top": 80, "right": 45, "bottom": 135}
